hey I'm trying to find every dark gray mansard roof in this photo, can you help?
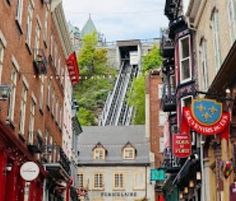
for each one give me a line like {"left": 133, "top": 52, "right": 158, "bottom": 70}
{"left": 77, "top": 125, "right": 150, "bottom": 166}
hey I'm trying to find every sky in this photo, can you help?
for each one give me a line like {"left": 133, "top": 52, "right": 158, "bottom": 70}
{"left": 62, "top": 0, "right": 169, "bottom": 42}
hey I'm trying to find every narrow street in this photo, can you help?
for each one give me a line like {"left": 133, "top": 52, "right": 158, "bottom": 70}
{"left": 0, "top": 0, "right": 236, "bottom": 201}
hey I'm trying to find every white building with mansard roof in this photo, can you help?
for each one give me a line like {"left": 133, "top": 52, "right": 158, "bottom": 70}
{"left": 76, "top": 125, "right": 155, "bottom": 201}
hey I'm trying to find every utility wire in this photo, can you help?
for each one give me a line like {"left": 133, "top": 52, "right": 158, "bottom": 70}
{"left": 64, "top": 8, "right": 164, "bottom": 15}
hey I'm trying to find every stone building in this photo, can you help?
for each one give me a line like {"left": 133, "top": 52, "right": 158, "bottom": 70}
{"left": 0, "top": 0, "right": 79, "bottom": 201}
{"left": 187, "top": 0, "right": 236, "bottom": 200}
{"left": 160, "top": 0, "right": 236, "bottom": 201}
{"left": 76, "top": 126, "right": 155, "bottom": 201}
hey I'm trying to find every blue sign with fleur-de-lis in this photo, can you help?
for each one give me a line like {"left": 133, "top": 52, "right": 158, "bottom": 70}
{"left": 191, "top": 99, "right": 222, "bottom": 126}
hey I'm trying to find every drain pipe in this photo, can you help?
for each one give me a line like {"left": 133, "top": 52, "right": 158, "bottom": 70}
{"left": 66, "top": 178, "right": 73, "bottom": 201}
{"left": 200, "top": 135, "right": 206, "bottom": 201}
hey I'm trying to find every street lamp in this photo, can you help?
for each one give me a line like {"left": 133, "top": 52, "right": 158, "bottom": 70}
{"left": 184, "top": 187, "right": 189, "bottom": 194}
{"left": 189, "top": 180, "right": 194, "bottom": 188}
{"left": 196, "top": 171, "right": 201, "bottom": 181}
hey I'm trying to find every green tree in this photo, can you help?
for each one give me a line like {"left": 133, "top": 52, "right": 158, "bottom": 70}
{"left": 74, "top": 32, "right": 116, "bottom": 125}
{"left": 127, "top": 75, "right": 145, "bottom": 124}
{"left": 128, "top": 45, "right": 162, "bottom": 124}
{"left": 142, "top": 45, "right": 162, "bottom": 72}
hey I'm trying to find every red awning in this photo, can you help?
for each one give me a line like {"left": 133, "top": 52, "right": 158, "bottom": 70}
{"left": 66, "top": 52, "right": 80, "bottom": 85}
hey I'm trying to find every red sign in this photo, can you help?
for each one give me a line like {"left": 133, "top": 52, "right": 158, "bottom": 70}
{"left": 172, "top": 134, "right": 191, "bottom": 158}
{"left": 183, "top": 107, "right": 230, "bottom": 135}
{"left": 66, "top": 52, "right": 80, "bottom": 85}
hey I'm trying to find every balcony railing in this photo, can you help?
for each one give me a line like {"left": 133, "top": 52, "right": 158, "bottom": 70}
{"left": 162, "top": 58, "right": 175, "bottom": 75}
{"left": 33, "top": 48, "right": 48, "bottom": 75}
{"left": 42, "top": 145, "right": 71, "bottom": 176}
{"left": 164, "top": 0, "right": 181, "bottom": 21}
{"left": 162, "top": 148, "right": 181, "bottom": 173}
{"left": 161, "top": 30, "right": 174, "bottom": 58}
{"left": 161, "top": 94, "right": 176, "bottom": 112}
{"left": 27, "top": 132, "right": 44, "bottom": 154}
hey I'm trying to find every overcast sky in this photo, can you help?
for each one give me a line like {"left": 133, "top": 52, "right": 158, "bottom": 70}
{"left": 62, "top": 0, "right": 169, "bottom": 42}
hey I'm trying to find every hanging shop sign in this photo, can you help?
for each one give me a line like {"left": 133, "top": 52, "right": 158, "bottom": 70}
{"left": 66, "top": 52, "right": 80, "bottom": 85}
{"left": 183, "top": 99, "right": 230, "bottom": 136}
{"left": 20, "top": 161, "right": 40, "bottom": 181}
{"left": 150, "top": 168, "right": 166, "bottom": 181}
{"left": 172, "top": 134, "right": 191, "bottom": 158}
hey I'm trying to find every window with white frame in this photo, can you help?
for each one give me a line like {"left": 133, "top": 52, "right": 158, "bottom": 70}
{"left": 34, "top": 23, "right": 41, "bottom": 59}
{"left": 0, "top": 41, "right": 4, "bottom": 83}
{"left": 77, "top": 174, "right": 84, "bottom": 187}
{"left": 44, "top": 10, "right": 48, "bottom": 42}
{"left": 181, "top": 95, "right": 193, "bottom": 109}
{"left": 60, "top": 67, "right": 65, "bottom": 85}
{"left": 227, "top": 0, "right": 236, "bottom": 44}
{"left": 16, "top": 0, "right": 24, "bottom": 26}
{"left": 28, "top": 97, "right": 36, "bottom": 144}
{"left": 199, "top": 38, "right": 208, "bottom": 90}
{"left": 54, "top": 45, "right": 58, "bottom": 67}
{"left": 44, "top": 129, "right": 49, "bottom": 158}
{"left": 94, "top": 173, "right": 104, "bottom": 189}
{"left": 57, "top": 58, "right": 61, "bottom": 75}
{"left": 47, "top": 80, "right": 51, "bottom": 108}
{"left": 50, "top": 35, "right": 54, "bottom": 58}
{"left": 179, "top": 35, "right": 192, "bottom": 83}
{"left": 113, "top": 173, "right": 124, "bottom": 189}
{"left": 93, "top": 147, "right": 105, "bottom": 160}
{"left": 51, "top": 91, "right": 55, "bottom": 116}
{"left": 19, "top": 82, "right": 28, "bottom": 135}
{"left": 7, "top": 64, "right": 18, "bottom": 121}
{"left": 123, "top": 147, "right": 135, "bottom": 159}
{"left": 48, "top": 136, "right": 53, "bottom": 162}
{"left": 25, "top": 1, "right": 33, "bottom": 47}
{"left": 211, "top": 9, "right": 221, "bottom": 71}
{"left": 60, "top": 107, "right": 63, "bottom": 128}
{"left": 39, "top": 75, "right": 45, "bottom": 111}
{"left": 55, "top": 101, "right": 59, "bottom": 123}
{"left": 58, "top": 107, "right": 63, "bottom": 129}
{"left": 170, "top": 74, "right": 176, "bottom": 94}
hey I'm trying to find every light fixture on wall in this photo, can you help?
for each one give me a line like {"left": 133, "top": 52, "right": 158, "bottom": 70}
{"left": 189, "top": 180, "right": 194, "bottom": 188}
{"left": 196, "top": 171, "right": 201, "bottom": 180}
{"left": 184, "top": 187, "right": 189, "bottom": 194}
{"left": 179, "top": 192, "right": 183, "bottom": 199}
{"left": 6, "top": 163, "right": 13, "bottom": 171}
{"left": 225, "top": 88, "right": 231, "bottom": 94}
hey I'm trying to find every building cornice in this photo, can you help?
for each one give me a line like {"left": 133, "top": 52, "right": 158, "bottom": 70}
{"left": 208, "top": 41, "right": 236, "bottom": 94}
{"left": 52, "top": 2, "right": 73, "bottom": 57}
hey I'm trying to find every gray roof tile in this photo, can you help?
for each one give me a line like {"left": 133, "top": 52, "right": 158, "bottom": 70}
{"left": 77, "top": 126, "right": 150, "bottom": 165}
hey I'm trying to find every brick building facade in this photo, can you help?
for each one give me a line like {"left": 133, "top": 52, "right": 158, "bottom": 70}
{"left": 146, "top": 70, "right": 164, "bottom": 168}
{"left": 0, "top": 0, "right": 79, "bottom": 201}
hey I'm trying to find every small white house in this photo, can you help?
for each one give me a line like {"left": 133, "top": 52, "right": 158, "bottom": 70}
{"left": 76, "top": 126, "right": 155, "bottom": 201}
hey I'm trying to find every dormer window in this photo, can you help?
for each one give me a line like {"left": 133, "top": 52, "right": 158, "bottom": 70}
{"left": 93, "top": 143, "right": 106, "bottom": 160}
{"left": 123, "top": 148, "right": 135, "bottom": 159}
{"left": 122, "top": 142, "right": 136, "bottom": 160}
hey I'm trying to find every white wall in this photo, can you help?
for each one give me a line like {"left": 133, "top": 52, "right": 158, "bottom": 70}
{"left": 62, "top": 69, "right": 73, "bottom": 158}
{"left": 77, "top": 166, "right": 155, "bottom": 201}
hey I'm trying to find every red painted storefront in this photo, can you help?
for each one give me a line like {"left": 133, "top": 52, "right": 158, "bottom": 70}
{"left": 0, "top": 121, "right": 45, "bottom": 201}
